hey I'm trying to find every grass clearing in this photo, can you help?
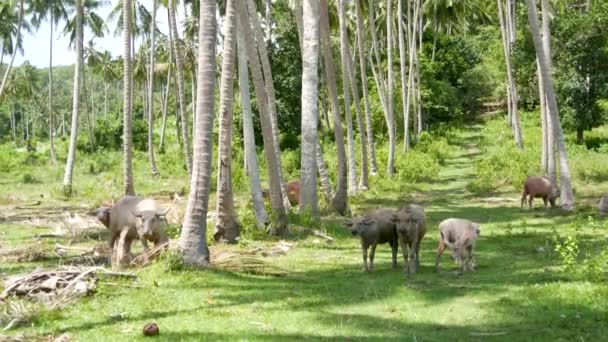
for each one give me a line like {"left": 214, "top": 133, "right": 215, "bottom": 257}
{"left": 1, "top": 115, "right": 608, "bottom": 341}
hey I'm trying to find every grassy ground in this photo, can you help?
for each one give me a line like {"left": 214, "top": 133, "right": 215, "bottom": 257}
{"left": 1, "top": 119, "right": 608, "bottom": 341}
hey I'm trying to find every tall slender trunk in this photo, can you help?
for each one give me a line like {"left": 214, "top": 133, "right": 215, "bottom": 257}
{"left": 525, "top": 0, "right": 575, "bottom": 211}
{"left": 0, "top": 0, "right": 24, "bottom": 100}
{"left": 48, "top": 15, "right": 56, "bottom": 164}
{"left": 538, "top": 60, "right": 548, "bottom": 173}
{"left": 386, "top": 0, "right": 396, "bottom": 176}
{"left": 214, "top": 0, "right": 240, "bottom": 243}
{"left": 62, "top": 0, "right": 83, "bottom": 197}
{"left": 300, "top": 0, "right": 320, "bottom": 215}
{"left": 169, "top": 0, "right": 193, "bottom": 176}
{"left": 345, "top": 43, "right": 369, "bottom": 190}
{"left": 10, "top": 103, "right": 16, "bottom": 143}
{"left": 320, "top": 0, "right": 348, "bottom": 215}
{"left": 180, "top": 0, "right": 216, "bottom": 266}
{"left": 191, "top": 69, "right": 197, "bottom": 139}
{"left": 399, "top": 0, "right": 410, "bottom": 151}
{"left": 498, "top": 0, "right": 523, "bottom": 149}
{"left": 293, "top": 0, "right": 304, "bottom": 51}
{"left": 416, "top": 10, "right": 423, "bottom": 134}
{"left": 247, "top": 0, "right": 292, "bottom": 210}
{"left": 123, "top": 0, "right": 135, "bottom": 196}
{"left": 368, "top": 0, "right": 390, "bottom": 128}
{"left": 541, "top": 0, "right": 556, "bottom": 184}
{"left": 316, "top": 140, "right": 333, "bottom": 201}
{"left": 237, "top": 0, "right": 288, "bottom": 235}
{"left": 354, "top": 0, "right": 378, "bottom": 176}
{"left": 405, "top": 0, "right": 418, "bottom": 143}
{"left": 160, "top": 56, "right": 173, "bottom": 152}
{"left": 147, "top": 0, "right": 160, "bottom": 176}
{"left": 337, "top": 0, "right": 358, "bottom": 194}
{"left": 238, "top": 22, "right": 268, "bottom": 228}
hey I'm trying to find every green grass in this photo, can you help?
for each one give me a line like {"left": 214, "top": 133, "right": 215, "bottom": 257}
{"left": 1, "top": 116, "right": 608, "bottom": 341}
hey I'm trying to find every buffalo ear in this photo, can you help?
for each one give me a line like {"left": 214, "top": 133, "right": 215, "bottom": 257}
{"left": 344, "top": 219, "right": 353, "bottom": 228}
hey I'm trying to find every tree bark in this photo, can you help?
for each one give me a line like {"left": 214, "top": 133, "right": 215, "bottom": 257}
{"left": 337, "top": 0, "right": 359, "bottom": 194}
{"left": 541, "top": 0, "right": 556, "bottom": 184}
{"left": 300, "top": 0, "right": 320, "bottom": 215}
{"left": 48, "top": 14, "right": 57, "bottom": 164}
{"left": 385, "top": 0, "right": 396, "bottom": 176}
{"left": 62, "top": 0, "right": 82, "bottom": 197}
{"left": 538, "top": 60, "right": 548, "bottom": 173}
{"left": 238, "top": 22, "right": 268, "bottom": 229}
{"left": 320, "top": 0, "right": 348, "bottom": 215}
{"left": 179, "top": 0, "right": 216, "bottom": 266}
{"left": 524, "top": 0, "right": 575, "bottom": 211}
{"left": 398, "top": 0, "right": 410, "bottom": 151}
{"left": 293, "top": 0, "right": 304, "bottom": 51}
{"left": 147, "top": 0, "right": 160, "bottom": 176}
{"left": 368, "top": 0, "right": 391, "bottom": 130}
{"left": 355, "top": 0, "right": 378, "bottom": 176}
{"left": 247, "top": 0, "right": 292, "bottom": 210}
{"left": 214, "top": 0, "right": 241, "bottom": 243}
{"left": 237, "top": 0, "right": 288, "bottom": 235}
{"left": 123, "top": 0, "right": 135, "bottom": 196}
{"left": 169, "top": 0, "right": 193, "bottom": 176}
{"left": 159, "top": 59, "right": 173, "bottom": 152}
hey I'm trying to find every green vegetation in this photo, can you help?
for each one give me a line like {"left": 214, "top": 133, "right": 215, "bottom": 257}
{"left": 2, "top": 116, "right": 608, "bottom": 340}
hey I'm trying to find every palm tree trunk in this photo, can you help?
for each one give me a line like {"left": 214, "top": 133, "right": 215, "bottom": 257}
{"left": 214, "top": 0, "right": 240, "bottom": 243}
{"left": 367, "top": 0, "right": 391, "bottom": 129}
{"left": 160, "top": 58, "right": 173, "bottom": 152}
{"left": 354, "top": 0, "right": 378, "bottom": 176}
{"left": 169, "top": 0, "right": 193, "bottom": 176}
{"left": 416, "top": 11, "right": 424, "bottom": 134}
{"left": 398, "top": 0, "right": 410, "bottom": 151}
{"left": 62, "top": 0, "right": 83, "bottom": 197}
{"left": 147, "top": 0, "right": 160, "bottom": 176}
{"left": 300, "top": 0, "right": 320, "bottom": 215}
{"left": 238, "top": 22, "right": 268, "bottom": 229}
{"left": 0, "top": 0, "right": 24, "bottom": 100}
{"left": 320, "top": 0, "right": 348, "bottom": 215}
{"left": 538, "top": 60, "right": 548, "bottom": 173}
{"left": 385, "top": 0, "right": 396, "bottom": 176}
{"left": 498, "top": 0, "right": 523, "bottom": 149}
{"left": 540, "top": 0, "right": 556, "bottom": 183}
{"left": 524, "top": 0, "right": 574, "bottom": 211}
{"left": 10, "top": 103, "right": 16, "bottom": 144}
{"left": 337, "top": 0, "right": 359, "bottom": 195}
{"left": 293, "top": 0, "right": 304, "bottom": 51}
{"left": 49, "top": 14, "right": 57, "bottom": 164}
{"left": 247, "top": 0, "right": 292, "bottom": 210}
{"left": 180, "top": 0, "right": 216, "bottom": 266}
{"left": 123, "top": 0, "right": 135, "bottom": 196}
{"left": 316, "top": 140, "right": 334, "bottom": 201}
{"left": 345, "top": 43, "right": 369, "bottom": 190}
{"left": 237, "top": 0, "right": 288, "bottom": 235}
{"left": 191, "top": 68, "right": 197, "bottom": 139}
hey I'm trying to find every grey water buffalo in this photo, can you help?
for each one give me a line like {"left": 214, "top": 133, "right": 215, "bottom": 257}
{"left": 345, "top": 209, "right": 399, "bottom": 272}
{"left": 108, "top": 196, "right": 169, "bottom": 256}
{"left": 521, "top": 176, "right": 560, "bottom": 209}
{"left": 392, "top": 204, "right": 426, "bottom": 276}
{"left": 435, "top": 218, "right": 480, "bottom": 275}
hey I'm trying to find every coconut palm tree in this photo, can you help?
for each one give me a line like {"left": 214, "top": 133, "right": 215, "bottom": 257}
{"left": 122, "top": 0, "right": 135, "bottom": 196}
{"left": 62, "top": 0, "right": 83, "bottom": 197}
{"left": 29, "top": 0, "right": 70, "bottom": 164}
{"left": 0, "top": 0, "right": 25, "bottom": 101}
{"left": 214, "top": 0, "right": 240, "bottom": 243}
{"left": 337, "top": 0, "right": 358, "bottom": 194}
{"left": 238, "top": 18, "right": 268, "bottom": 228}
{"left": 147, "top": 0, "right": 160, "bottom": 176}
{"left": 524, "top": 0, "right": 574, "bottom": 211}
{"left": 237, "top": 0, "right": 288, "bottom": 235}
{"left": 180, "top": 0, "right": 216, "bottom": 266}
{"left": 385, "top": 0, "right": 396, "bottom": 176}
{"left": 354, "top": 0, "right": 378, "bottom": 176}
{"left": 299, "top": 0, "right": 320, "bottom": 215}
{"left": 319, "top": 0, "right": 348, "bottom": 215}
{"left": 246, "top": 0, "right": 292, "bottom": 210}
{"left": 167, "top": 0, "right": 193, "bottom": 176}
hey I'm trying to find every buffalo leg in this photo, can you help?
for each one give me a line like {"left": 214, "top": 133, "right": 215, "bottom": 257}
{"left": 369, "top": 244, "right": 377, "bottom": 272}
{"left": 435, "top": 240, "right": 446, "bottom": 272}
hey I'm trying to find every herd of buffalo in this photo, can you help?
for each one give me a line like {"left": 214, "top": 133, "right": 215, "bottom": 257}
{"left": 92, "top": 175, "right": 608, "bottom": 275}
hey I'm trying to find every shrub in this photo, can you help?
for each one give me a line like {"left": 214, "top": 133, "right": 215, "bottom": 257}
{"left": 395, "top": 150, "right": 440, "bottom": 183}
{"left": 414, "top": 132, "right": 452, "bottom": 165}
{"left": 21, "top": 173, "right": 38, "bottom": 184}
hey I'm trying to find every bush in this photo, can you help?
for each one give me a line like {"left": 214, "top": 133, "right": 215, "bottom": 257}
{"left": 414, "top": 132, "right": 452, "bottom": 165}
{"left": 78, "top": 118, "right": 149, "bottom": 153}
{"left": 21, "top": 173, "right": 38, "bottom": 184}
{"left": 395, "top": 150, "right": 440, "bottom": 183}
{"left": 0, "top": 146, "right": 19, "bottom": 172}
